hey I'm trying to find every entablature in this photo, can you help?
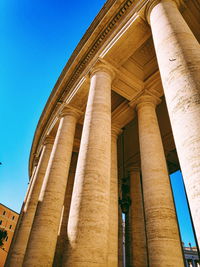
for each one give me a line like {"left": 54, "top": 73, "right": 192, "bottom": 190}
{"left": 29, "top": 0, "right": 200, "bottom": 176}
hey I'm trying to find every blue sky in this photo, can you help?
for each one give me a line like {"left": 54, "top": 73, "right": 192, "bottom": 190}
{"left": 0, "top": 0, "right": 196, "bottom": 247}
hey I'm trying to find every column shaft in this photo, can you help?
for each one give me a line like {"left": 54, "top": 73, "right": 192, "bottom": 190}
{"left": 65, "top": 64, "right": 113, "bottom": 267}
{"left": 7, "top": 140, "right": 53, "bottom": 266}
{"left": 53, "top": 152, "right": 78, "bottom": 267}
{"left": 23, "top": 107, "right": 80, "bottom": 266}
{"left": 5, "top": 164, "right": 38, "bottom": 266}
{"left": 24, "top": 164, "right": 38, "bottom": 205}
{"left": 137, "top": 96, "right": 184, "bottom": 266}
{"left": 107, "top": 127, "right": 120, "bottom": 267}
{"left": 118, "top": 141, "right": 123, "bottom": 267}
{"left": 118, "top": 206, "right": 123, "bottom": 267}
{"left": 125, "top": 212, "right": 131, "bottom": 267}
{"left": 149, "top": 0, "right": 200, "bottom": 246}
{"left": 129, "top": 169, "right": 147, "bottom": 267}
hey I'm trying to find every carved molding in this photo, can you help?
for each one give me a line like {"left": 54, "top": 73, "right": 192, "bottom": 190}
{"left": 58, "top": 0, "right": 135, "bottom": 104}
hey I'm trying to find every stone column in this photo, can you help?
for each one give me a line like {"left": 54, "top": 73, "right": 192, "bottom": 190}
{"left": 129, "top": 167, "right": 147, "bottom": 267}
{"left": 7, "top": 136, "right": 54, "bottom": 267}
{"left": 107, "top": 125, "right": 121, "bottom": 267}
{"left": 23, "top": 160, "right": 39, "bottom": 205}
{"left": 118, "top": 137, "right": 123, "bottom": 267}
{"left": 23, "top": 105, "right": 81, "bottom": 267}
{"left": 65, "top": 63, "right": 114, "bottom": 267}
{"left": 5, "top": 161, "right": 38, "bottom": 266}
{"left": 136, "top": 94, "right": 184, "bottom": 266}
{"left": 147, "top": 0, "right": 200, "bottom": 247}
{"left": 53, "top": 152, "right": 78, "bottom": 267}
{"left": 125, "top": 212, "right": 131, "bottom": 267}
{"left": 118, "top": 206, "right": 123, "bottom": 267}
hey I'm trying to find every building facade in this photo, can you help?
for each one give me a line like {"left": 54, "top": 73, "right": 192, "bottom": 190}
{"left": 0, "top": 204, "right": 18, "bottom": 267}
{"left": 6, "top": 0, "right": 200, "bottom": 266}
{"left": 183, "top": 245, "right": 200, "bottom": 267}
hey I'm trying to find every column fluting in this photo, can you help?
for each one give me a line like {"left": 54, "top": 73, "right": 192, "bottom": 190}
{"left": 129, "top": 167, "right": 148, "bottom": 267}
{"left": 147, "top": 0, "right": 200, "bottom": 246}
{"left": 7, "top": 136, "right": 54, "bottom": 267}
{"left": 23, "top": 106, "right": 81, "bottom": 267}
{"left": 65, "top": 63, "right": 114, "bottom": 267}
{"left": 136, "top": 94, "right": 184, "bottom": 266}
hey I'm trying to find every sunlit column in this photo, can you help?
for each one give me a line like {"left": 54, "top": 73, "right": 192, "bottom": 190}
{"left": 129, "top": 167, "right": 147, "bottom": 267}
{"left": 7, "top": 136, "right": 54, "bottom": 266}
{"left": 23, "top": 159, "right": 39, "bottom": 205}
{"left": 5, "top": 159, "right": 38, "bottom": 266}
{"left": 23, "top": 105, "right": 82, "bottom": 267}
{"left": 136, "top": 94, "right": 184, "bottom": 266}
{"left": 147, "top": 0, "right": 200, "bottom": 246}
{"left": 65, "top": 63, "right": 114, "bottom": 267}
{"left": 107, "top": 125, "right": 121, "bottom": 267}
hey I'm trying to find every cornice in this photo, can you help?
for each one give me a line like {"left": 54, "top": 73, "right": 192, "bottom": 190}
{"left": 29, "top": 0, "right": 139, "bottom": 176}
{"left": 29, "top": 0, "right": 187, "bottom": 175}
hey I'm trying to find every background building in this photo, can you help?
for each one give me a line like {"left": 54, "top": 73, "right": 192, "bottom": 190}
{"left": 183, "top": 243, "right": 200, "bottom": 267}
{"left": 0, "top": 204, "right": 18, "bottom": 267}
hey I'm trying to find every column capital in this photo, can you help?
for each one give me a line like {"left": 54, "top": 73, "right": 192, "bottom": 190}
{"left": 111, "top": 124, "right": 122, "bottom": 138}
{"left": 59, "top": 105, "right": 83, "bottom": 119}
{"left": 89, "top": 61, "right": 115, "bottom": 81}
{"left": 128, "top": 166, "right": 140, "bottom": 174}
{"left": 130, "top": 93, "right": 161, "bottom": 111}
{"left": 43, "top": 135, "right": 54, "bottom": 145}
{"left": 145, "top": 0, "right": 180, "bottom": 24}
{"left": 33, "top": 156, "right": 39, "bottom": 167}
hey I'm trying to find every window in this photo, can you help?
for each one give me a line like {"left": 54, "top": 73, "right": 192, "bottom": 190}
{"left": 0, "top": 220, "right": 2, "bottom": 225}
{"left": 9, "top": 225, "right": 12, "bottom": 229}
{"left": 12, "top": 216, "right": 15, "bottom": 220}
{"left": 3, "top": 211, "right": 6, "bottom": 215}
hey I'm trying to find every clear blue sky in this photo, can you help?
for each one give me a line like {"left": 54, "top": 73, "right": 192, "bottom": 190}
{"left": 0, "top": 0, "right": 196, "bottom": 247}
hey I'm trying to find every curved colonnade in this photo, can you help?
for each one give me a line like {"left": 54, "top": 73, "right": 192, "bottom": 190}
{"left": 6, "top": 0, "right": 200, "bottom": 266}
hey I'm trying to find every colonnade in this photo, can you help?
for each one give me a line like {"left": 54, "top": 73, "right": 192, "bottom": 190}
{"left": 7, "top": 0, "right": 200, "bottom": 266}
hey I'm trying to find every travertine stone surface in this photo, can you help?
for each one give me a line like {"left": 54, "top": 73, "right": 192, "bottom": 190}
{"left": 136, "top": 95, "right": 184, "bottom": 266}
{"left": 5, "top": 164, "right": 38, "bottom": 266}
{"left": 24, "top": 161, "right": 38, "bottom": 205}
{"left": 107, "top": 125, "right": 121, "bottom": 267}
{"left": 129, "top": 167, "right": 147, "bottom": 267}
{"left": 125, "top": 212, "right": 131, "bottom": 267}
{"left": 148, "top": 0, "right": 200, "bottom": 247}
{"left": 23, "top": 106, "right": 81, "bottom": 267}
{"left": 118, "top": 156, "right": 123, "bottom": 267}
{"left": 118, "top": 206, "right": 123, "bottom": 267}
{"left": 7, "top": 137, "right": 53, "bottom": 267}
{"left": 53, "top": 152, "right": 78, "bottom": 267}
{"left": 65, "top": 63, "right": 113, "bottom": 267}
